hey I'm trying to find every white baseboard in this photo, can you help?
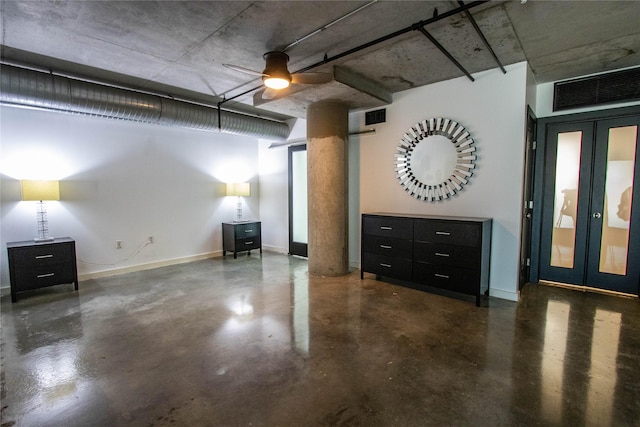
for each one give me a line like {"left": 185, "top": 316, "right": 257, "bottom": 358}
{"left": 489, "top": 288, "right": 519, "bottom": 302}
{"left": 261, "top": 244, "right": 288, "bottom": 254}
{"left": 78, "top": 251, "right": 222, "bottom": 281}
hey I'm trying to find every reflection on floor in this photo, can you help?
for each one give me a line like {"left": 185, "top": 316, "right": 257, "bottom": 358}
{"left": 1, "top": 253, "right": 639, "bottom": 426}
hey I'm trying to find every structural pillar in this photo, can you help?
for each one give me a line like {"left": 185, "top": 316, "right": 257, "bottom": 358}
{"left": 307, "top": 100, "right": 349, "bottom": 276}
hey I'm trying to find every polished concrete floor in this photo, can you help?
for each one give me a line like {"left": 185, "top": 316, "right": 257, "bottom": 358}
{"left": 1, "top": 252, "right": 639, "bottom": 426}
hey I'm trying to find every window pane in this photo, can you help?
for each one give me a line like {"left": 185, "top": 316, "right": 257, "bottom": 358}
{"left": 599, "top": 125, "right": 637, "bottom": 275}
{"left": 550, "top": 131, "right": 582, "bottom": 268}
{"left": 292, "top": 150, "right": 308, "bottom": 244}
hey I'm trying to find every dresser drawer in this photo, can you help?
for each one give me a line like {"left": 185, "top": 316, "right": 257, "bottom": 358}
{"left": 10, "top": 242, "right": 75, "bottom": 268}
{"left": 362, "top": 216, "right": 413, "bottom": 239}
{"left": 362, "top": 253, "right": 412, "bottom": 281}
{"left": 413, "top": 261, "right": 479, "bottom": 295}
{"left": 413, "top": 242, "right": 480, "bottom": 267}
{"left": 362, "top": 235, "right": 412, "bottom": 258}
{"left": 13, "top": 262, "right": 77, "bottom": 291}
{"left": 233, "top": 223, "right": 260, "bottom": 238}
{"left": 414, "top": 220, "right": 480, "bottom": 247}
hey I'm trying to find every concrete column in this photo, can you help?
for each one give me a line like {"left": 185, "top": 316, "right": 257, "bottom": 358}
{"left": 307, "top": 100, "right": 349, "bottom": 276}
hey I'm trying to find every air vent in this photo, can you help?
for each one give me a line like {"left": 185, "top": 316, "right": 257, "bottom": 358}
{"left": 553, "top": 67, "right": 640, "bottom": 112}
{"left": 365, "top": 108, "right": 386, "bottom": 125}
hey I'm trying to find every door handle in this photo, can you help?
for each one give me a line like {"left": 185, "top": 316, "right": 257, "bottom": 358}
{"left": 592, "top": 212, "right": 602, "bottom": 219}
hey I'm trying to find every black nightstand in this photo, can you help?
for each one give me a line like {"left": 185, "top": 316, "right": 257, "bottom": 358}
{"left": 7, "top": 237, "right": 78, "bottom": 302}
{"left": 222, "top": 221, "right": 262, "bottom": 259}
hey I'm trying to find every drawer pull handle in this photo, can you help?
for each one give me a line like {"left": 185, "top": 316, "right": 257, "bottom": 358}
{"left": 244, "top": 230, "right": 253, "bottom": 233}
{"left": 435, "top": 231, "right": 451, "bottom": 236}
{"left": 435, "top": 252, "right": 450, "bottom": 257}
{"left": 435, "top": 273, "right": 450, "bottom": 279}
{"left": 37, "top": 273, "right": 55, "bottom": 279}
{"left": 380, "top": 245, "right": 392, "bottom": 249}
{"left": 380, "top": 226, "right": 392, "bottom": 230}
{"left": 380, "top": 263, "right": 392, "bottom": 268}
{"left": 35, "top": 255, "right": 54, "bottom": 259}
{"left": 245, "top": 241, "right": 254, "bottom": 245}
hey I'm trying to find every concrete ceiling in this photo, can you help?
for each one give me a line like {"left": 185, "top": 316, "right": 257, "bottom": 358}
{"left": 1, "top": 0, "right": 640, "bottom": 121}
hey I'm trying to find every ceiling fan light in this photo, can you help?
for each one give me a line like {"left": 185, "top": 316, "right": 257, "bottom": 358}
{"left": 264, "top": 76, "right": 290, "bottom": 89}
{"left": 262, "top": 51, "right": 292, "bottom": 90}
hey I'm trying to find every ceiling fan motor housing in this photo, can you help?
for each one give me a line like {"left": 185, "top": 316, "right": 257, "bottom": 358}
{"left": 262, "top": 51, "right": 292, "bottom": 83}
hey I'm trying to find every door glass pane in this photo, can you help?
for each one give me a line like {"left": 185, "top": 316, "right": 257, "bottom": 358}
{"left": 292, "top": 150, "right": 308, "bottom": 244}
{"left": 550, "top": 131, "right": 583, "bottom": 268}
{"left": 599, "top": 125, "right": 637, "bottom": 275}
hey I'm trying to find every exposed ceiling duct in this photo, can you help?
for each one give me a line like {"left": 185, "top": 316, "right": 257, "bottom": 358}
{"left": 0, "top": 64, "right": 291, "bottom": 141}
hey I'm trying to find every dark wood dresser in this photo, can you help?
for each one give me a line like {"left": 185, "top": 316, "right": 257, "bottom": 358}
{"left": 222, "top": 221, "right": 262, "bottom": 259}
{"left": 361, "top": 213, "right": 492, "bottom": 306}
{"left": 7, "top": 237, "right": 78, "bottom": 302}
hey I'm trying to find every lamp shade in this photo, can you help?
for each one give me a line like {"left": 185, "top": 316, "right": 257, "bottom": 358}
{"left": 226, "top": 182, "right": 250, "bottom": 197}
{"left": 21, "top": 180, "right": 60, "bottom": 201}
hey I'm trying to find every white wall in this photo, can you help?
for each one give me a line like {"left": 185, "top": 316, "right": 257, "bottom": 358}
{"left": 257, "top": 141, "right": 289, "bottom": 254}
{"left": 257, "top": 119, "right": 307, "bottom": 254}
{"left": 355, "top": 62, "right": 530, "bottom": 301}
{"left": 0, "top": 106, "right": 260, "bottom": 287}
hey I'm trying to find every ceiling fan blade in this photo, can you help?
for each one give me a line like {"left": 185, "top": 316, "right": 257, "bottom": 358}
{"left": 291, "top": 72, "right": 333, "bottom": 85}
{"left": 263, "top": 87, "right": 285, "bottom": 99}
{"left": 253, "top": 87, "right": 290, "bottom": 106}
{"left": 222, "top": 63, "right": 266, "bottom": 77}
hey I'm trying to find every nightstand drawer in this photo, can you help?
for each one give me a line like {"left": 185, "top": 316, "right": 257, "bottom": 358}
{"left": 14, "top": 262, "right": 77, "bottom": 291}
{"left": 10, "top": 242, "right": 75, "bottom": 268}
{"left": 237, "top": 236, "right": 261, "bottom": 249}
{"left": 234, "top": 223, "right": 260, "bottom": 238}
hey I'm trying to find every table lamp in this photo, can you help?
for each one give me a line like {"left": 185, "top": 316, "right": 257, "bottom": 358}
{"left": 226, "top": 182, "right": 250, "bottom": 222}
{"left": 21, "top": 180, "right": 60, "bottom": 241}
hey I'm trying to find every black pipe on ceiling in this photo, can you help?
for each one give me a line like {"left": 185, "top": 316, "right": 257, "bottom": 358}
{"left": 457, "top": 0, "right": 507, "bottom": 74}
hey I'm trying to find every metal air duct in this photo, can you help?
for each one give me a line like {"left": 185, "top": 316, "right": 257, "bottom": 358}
{"left": 0, "top": 64, "right": 290, "bottom": 141}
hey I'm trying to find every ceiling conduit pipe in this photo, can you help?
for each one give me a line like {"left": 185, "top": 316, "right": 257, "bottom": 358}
{"left": 0, "top": 64, "right": 290, "bottom": 141}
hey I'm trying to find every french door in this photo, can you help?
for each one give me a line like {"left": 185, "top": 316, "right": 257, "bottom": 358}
{"left": 537, "top": 113, "right": 640, "bottom": 295}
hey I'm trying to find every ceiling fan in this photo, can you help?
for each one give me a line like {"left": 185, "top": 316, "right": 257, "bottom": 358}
{"left": 223, "top": 51, "right": 332, "bottom": 102}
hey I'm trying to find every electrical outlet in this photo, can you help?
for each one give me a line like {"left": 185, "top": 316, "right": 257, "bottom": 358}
{"left": 116, "top": 240, "right": 122, "bottom": 249}
{"left": 148, "top": 236, "right": 154, "bottom": 244}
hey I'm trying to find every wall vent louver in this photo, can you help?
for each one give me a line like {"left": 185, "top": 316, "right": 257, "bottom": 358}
{"left": 365, "top": 109, "right": 386, "bottom": 125}
{"left": 553, "top": 67, "right": 640, "bottom": 112}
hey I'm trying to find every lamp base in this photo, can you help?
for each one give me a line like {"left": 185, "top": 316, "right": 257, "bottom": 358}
{"left": 34, "top": 236, "right": 55, "bottom": 242}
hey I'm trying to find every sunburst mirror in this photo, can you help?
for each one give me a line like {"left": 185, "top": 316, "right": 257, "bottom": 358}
{"left": 394, "top": 118, "right": 476, "bottom": 202}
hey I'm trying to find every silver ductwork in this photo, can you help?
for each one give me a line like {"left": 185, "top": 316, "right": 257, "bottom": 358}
{"left": 0, "top": 64, "right": 290, "bottom": 141}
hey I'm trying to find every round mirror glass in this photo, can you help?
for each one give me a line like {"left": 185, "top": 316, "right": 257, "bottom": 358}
{"left": 411, "top": 135, "right": 457, "bottom": 185}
